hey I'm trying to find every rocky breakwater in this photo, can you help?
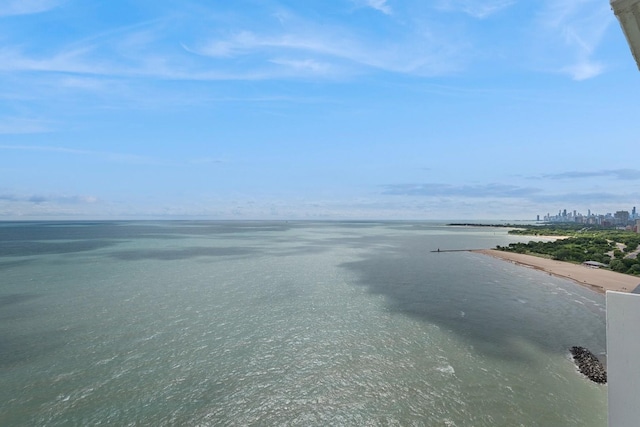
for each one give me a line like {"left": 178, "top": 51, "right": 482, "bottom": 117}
{"left": 570, "top": 346, "right": 607, "bottom": 384}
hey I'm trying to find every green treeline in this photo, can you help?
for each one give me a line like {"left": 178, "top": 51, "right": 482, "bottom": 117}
{"left": 508, "top": 223, "right": 595, "bottom": 236}
{"left": 497, "top": 225, "right": 640, "bottom": 276}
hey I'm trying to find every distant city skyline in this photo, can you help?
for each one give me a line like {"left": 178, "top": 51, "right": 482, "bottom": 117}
{"left": 1, "top": 1, "right": 640, "bottom": 220}
{"left": 541, "top": 205, "right": 640, "bottom": 225}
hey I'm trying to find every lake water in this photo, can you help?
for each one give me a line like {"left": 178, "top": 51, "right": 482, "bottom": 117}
{"left": 0, "top": 221, "right": 607, "bottom": 426}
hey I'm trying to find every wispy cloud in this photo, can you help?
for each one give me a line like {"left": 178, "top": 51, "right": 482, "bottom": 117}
{"left": 353, "top": 0, "right": 392, "bottom": 15}
{"left": 533, "top": 0, "right": 613, "bottom": 80}
{"left": 0, "top": 46, "right": 105, "bottom": 75}
{"left": 190, "top": 21, "right": 465, "bottom": 78}
{"left": 375, "top": 181, "right": 640, "bottom": 220}
{"left": 0, "top": 33, "right": 350, "bottom": 81}
{"left": 0, "top": 2, "right": 492, "bottom": 83}
{"left": 379, "top": 181, "right": 639, "bottom": 216}
{"left": 195, "top": 31, "right": 338, "bottom": 59}
{"left": 0, "top": 191, "right": 104, "bottom": 219}
{"left": 0, "top": 0, "right": 60, "bottom": 17}
{"left": 0, "top": 144, "right": 159, "bottom": 164}
{"left": 561, "top": 61, "right": 604, "bottom": 81}
{"left": 381, "top": 183, "right": 541, "bottom": 198}
{"left": 0, "top": 118, "right": 53, "bottom": 134}
{"left": 0, "top": 194, "right": 19, "bottom": 202}
{"left": 540, "top": 169, "right": 640, "bottom": 181}
{"left": 189, "top": 157, "right": 225, "bottom": 165}
{"left": 529, "top": 191, "right": 638, "bottom": 205}
{"left": 436, "top": 0, "right": 515, "bottom": 19}
{"left": 0, "top": 1, "right": 620, "bottom": 86}
{"left": 0, "top": 192, "right": 97, "bottom": 205}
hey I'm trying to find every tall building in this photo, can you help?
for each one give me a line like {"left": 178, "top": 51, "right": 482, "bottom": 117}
{"left": 614, "top": 211, "right": 630, "bottom": 225}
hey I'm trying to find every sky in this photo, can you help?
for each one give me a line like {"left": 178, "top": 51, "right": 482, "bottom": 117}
{"left": 1, "top": 0, "right": 639, "bottom": 220}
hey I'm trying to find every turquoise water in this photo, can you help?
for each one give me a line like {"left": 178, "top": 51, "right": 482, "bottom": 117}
{"left": 0, "top": 221, "right": 607, "bottom": 426}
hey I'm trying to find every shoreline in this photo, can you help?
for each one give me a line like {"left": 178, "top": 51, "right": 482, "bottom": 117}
{"left": 474, "top": 249, "right": 640, "bottom": 294}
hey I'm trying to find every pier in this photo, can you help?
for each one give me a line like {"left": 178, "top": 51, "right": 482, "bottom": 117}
{"left": 430, "top": 249, "right": 482, "bottom": 253}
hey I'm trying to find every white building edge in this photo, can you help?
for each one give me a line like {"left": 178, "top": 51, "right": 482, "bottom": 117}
{"left": 607, "top": 3, "right": 640, "bottom": 425}
{"left": 606, "top": 292, "right": 640, "bottom": 426}
{"left": 612, "top": 0, "right": 640, "bottom": 70}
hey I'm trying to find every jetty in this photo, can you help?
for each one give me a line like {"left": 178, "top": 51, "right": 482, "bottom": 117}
{"left": 570, "top": 346, "right": 607, "bottom": 384}
{"left": 430, "top": 249, "right": 482, "bottom": 253}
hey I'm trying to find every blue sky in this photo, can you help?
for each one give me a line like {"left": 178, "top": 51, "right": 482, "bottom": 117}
{"left": 1, "top": 0, "right": 639, "bottom": 220}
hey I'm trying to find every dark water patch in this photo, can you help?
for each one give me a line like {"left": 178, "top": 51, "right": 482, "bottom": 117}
{"left": 0, "top": 221, "right": 296, "bottom": 243}
{"left": 0, "top": 293, "right": 67, "bottom": 368}
{"left": 119, "top": 221, "right": 294, "bottom": 237}
{"left": 109, "top": 246, "right": 259, "bottom": 261}
{"left": 0, "top": 294, "right": 44, "bottom": 323}
{"left": 0, "top": 221, "right": 125, "bottom": 242}
{"left": 262, "top": 233, "right": 401, "bottom": 259}
{"left": 271, "top": 245, "right": 332, "bottom": 257}
{"left": 300, "top": 233, "right": 400, "bottom": 250}
{"left": 0, "top": 239, "right": 119, "bottom": 257}
{"left": 388, "top": 222, "right": 450, "bottom": 231}
{"left": 0, "top": 328, "right": 68, "bottom": 369}
{"left": 340, "top": 234, "right": 605, "bottom": 361}
{"left": 309, "top": 221, "right": 390, "bottom": 229}
{"left": 0, "top": 259, "right": 34, "bottom": 270}
{"left": 0, "top": 293, "right": 40, "bottom": 308}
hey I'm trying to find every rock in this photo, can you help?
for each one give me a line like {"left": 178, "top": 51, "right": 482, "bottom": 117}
{"left": 570, "top": 346, "right": 607, "bottom": 384}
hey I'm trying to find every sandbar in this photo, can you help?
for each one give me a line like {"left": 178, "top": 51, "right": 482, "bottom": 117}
{"left": 474, "top": 249, "right": 640, "bottom": 294}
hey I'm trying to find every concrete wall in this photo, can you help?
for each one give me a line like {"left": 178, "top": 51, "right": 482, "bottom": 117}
{"left": 606, "top": 291, "right": 640, "bottom": 427}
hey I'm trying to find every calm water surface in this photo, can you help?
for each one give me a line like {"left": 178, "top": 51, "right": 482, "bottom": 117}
{"left": 0, "top": 221, "right": 607, "bottom": 426}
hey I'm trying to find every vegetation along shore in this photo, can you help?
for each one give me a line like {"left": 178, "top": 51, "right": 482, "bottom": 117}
{"left": 472, "top": 223, "right": 640, "bottom": 294}
{"left": 499, "top": 224, "right": 640, "bottom": 276}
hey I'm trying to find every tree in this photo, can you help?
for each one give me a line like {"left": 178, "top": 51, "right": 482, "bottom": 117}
{"left": 610, "top": 259, "right": 626, "bottom": 273}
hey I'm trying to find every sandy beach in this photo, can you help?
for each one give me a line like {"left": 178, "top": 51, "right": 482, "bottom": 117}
{"left": 475, "top": 249, "right": 640, "bottom": 294}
